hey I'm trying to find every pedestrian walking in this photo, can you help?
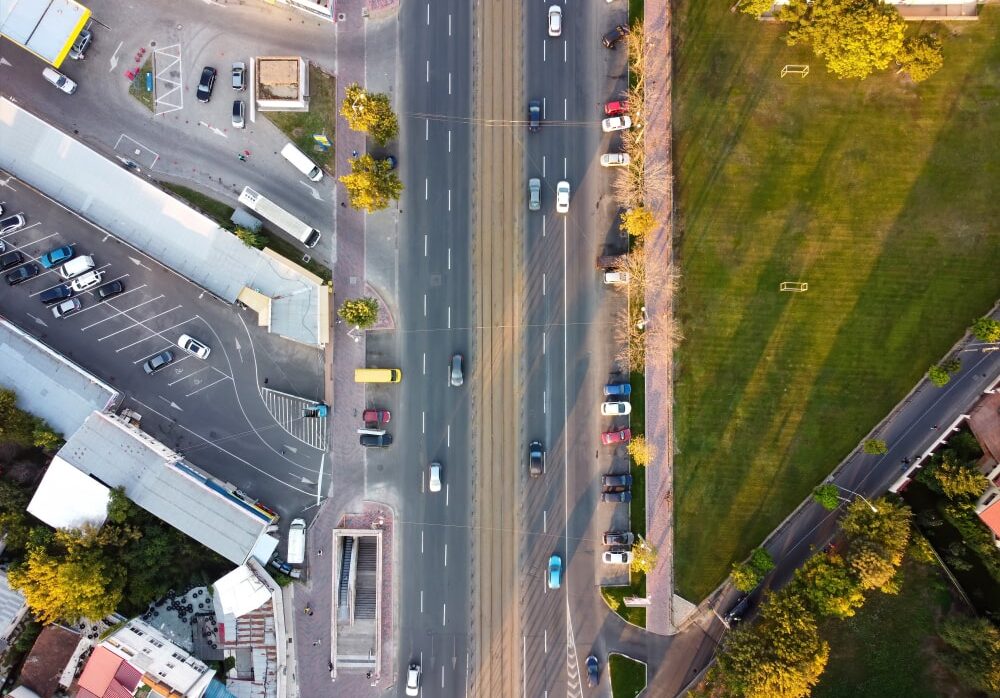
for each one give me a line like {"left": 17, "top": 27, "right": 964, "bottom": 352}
{"left": 352, "top": 150, "right": 359, "bottom": 157}
{"left": 317, "top": 549, "right": 323, "bottom": 556}
{"left": 931, "top": 424, "right": 939, "bottom": 430}
{"left": 312, "top": 639, "right": 321, "bottom": 646}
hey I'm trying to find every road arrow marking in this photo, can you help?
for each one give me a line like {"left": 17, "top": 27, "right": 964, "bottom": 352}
{"left": 26, "top": 313, "right": 48, "bottom": 327}
{"left": 158, "top": 395, "right": 183, "bottom": 411}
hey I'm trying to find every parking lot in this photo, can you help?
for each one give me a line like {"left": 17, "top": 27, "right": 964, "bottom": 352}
{"left": 0, "top": 180, "right": 326, "bottom": 522}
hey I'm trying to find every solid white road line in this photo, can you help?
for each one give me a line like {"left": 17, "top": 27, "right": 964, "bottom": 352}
{"left": 448, "top": 189, "right": 452, "bottom": 211}
{"left": 426, "top": 60, "right": 430, "bottom": 82}
{"left": 421, "top": 529, "right": 425, "bottom": 553}
{"left": 446, "top": 483, "right": 450, "bottom": 506}
{"left": 448, "top": 130, "right": 452, "bottom": 152}
{"left": 422, "top": 411, "right": 426, "bottom": 433}
{"left": 448, "top": 306, "right": 451, "bottom": 328}
{"left": 542, "top": 273, "right": 546, "bottom": 296}
{"left": 542, "top": 155, "right": 546, "bottom": 178}
{"left": 424, "top": 294, "right": 427, "bottom": 316}
{"left": 426, "top": 119, "right": 429, "bottom": 140}
{"left": 449, "top": 72, "right": 452, "bottom": 94}
{"left": 444, "top": 543, "right": 448, "bottom": 566}
{"left": 427, "top": 2, "right": 430, "bottom": 24}
{"left": 421, "top": 589, "right": 424, "bottom": 612}
{"left": 449, "top": 13, "right": 452, "bottom": 35}
{"left": 564, "top": 156, "right": 567, "bottom": 178}
{"left": 424, "top": 234, "right": 428, "bottom": 256}
{"left": 543, "top": 509, "right": 547, "bottom": 533}
{"left": 425, "top": 178, "right": 429, "bottom": 200}
{"left": 543, "top": 331, "right": 546, "bottom": 355}
{"left": 564, "top": 40, "right": 567, "bottom": 63}
{"left": 448, "top": 247, "right": 452, "bottom": 269}
{"left": 443, "top": 603, "right": 447, "bottom": 626}
{"left": 447, "top": 424, "right": 451, "bottom": 447}
{"left": 423, "top": 353, "right": 427, "bottom": 374}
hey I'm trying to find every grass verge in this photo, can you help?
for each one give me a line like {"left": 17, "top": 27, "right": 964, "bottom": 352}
{"left": 159, "top": 183, "right": 332, "bottom": 283}
{"left": 263, "top": 65, "right": 337, "bottom": 172}
{"left": 673, "top": 3, "right": 1000, "bottom": 598}
{"left": 812, "top": 553, "right": 958, "bottom": 698}
{"left": 128, "top": 56, "right": 155, "bottom": 112}
{"left": 601, "top": 579, "right": 646, "bottom": 627}
{"left": 609, "top": 653, "right": 647, "bottom": 698}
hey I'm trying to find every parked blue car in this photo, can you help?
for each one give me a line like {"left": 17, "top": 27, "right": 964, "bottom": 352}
{"left": 38, "top": 245, "right": 74, "bottom": 269}
{"left": 603, "top": 382, "right": 631, "bottom": 397}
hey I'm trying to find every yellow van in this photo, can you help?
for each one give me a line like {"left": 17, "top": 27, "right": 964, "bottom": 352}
{"left": 354, "top": 368, "right": 402, "bottom": 383}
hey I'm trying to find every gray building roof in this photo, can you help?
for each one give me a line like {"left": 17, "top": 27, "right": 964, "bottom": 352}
{"left": 0, "top": 570, "right": 27, "bottom": 643}
{"left": 0, "top": 98, "right": 326, "bottom": 347}
{"left": 0, "top": 319, "right": 117, "bottom": 438}
{"left": 58, "top": 412, "right": 271, "bottom": 565}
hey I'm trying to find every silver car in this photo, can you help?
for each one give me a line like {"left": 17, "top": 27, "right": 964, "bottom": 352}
{"left": 529, "top": 178, "right": 541, "bottom": 211}
{"left": 450, "top": 353, "right": 464, "bottom": 387}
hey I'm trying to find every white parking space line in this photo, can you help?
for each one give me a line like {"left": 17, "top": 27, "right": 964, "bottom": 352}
{"left": 168, "top": 364, "right": 212, "bottom": 386}
{"left": 97, "top": 304, "right": 182, "bottom": 342}
{"left": 116, "top": 315, "right": 197, "bottom": 352}
{"left": 185, "top": 374, "right": 232, "bottom": 397}
{"left": 80, "top": 294, "right": 163, "bottom": 330}
{"left": 113, "top": 133, "right": 162, "bottom": 169}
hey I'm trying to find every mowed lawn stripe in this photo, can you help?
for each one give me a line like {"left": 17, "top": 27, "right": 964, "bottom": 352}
{"left": 672, "top": 4, "right": 1000, "bottom": 599}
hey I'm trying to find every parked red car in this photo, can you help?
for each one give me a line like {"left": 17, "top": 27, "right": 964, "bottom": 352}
{"left": 363, "top": 408, "right": 391, "bottom": 425}
{"left": 601, "top": 428, "right": 632, "bottom": 445}
{"left": 604, "top": 100, "right": 629, "bottom": 116}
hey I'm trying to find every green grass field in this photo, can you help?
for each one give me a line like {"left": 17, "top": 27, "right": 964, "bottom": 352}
{"left": 609, "top": 653, "right": 647, "bottom": 698}
{"left": 672, "top": 5, "right": 1000, "bottom": 598}
{"left": 813, "top": 555, "right": 957, "bottom": 698}
{"left": 263, "top": 65, "right": 337, "bottom": 171}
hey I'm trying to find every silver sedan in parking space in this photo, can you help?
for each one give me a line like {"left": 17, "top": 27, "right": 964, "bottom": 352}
{"left": 143, "top": 350, "right": 175, "bottom": 375}
{"left": 600, "top": 401, "right": 632, "bottom": 416}
{"left": 556, "top": 180, "right": 570, "bottom": 214}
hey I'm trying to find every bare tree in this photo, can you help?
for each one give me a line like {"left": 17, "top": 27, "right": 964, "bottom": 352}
{"left": 613, "top": 306, "right": 646, "bottom": 369}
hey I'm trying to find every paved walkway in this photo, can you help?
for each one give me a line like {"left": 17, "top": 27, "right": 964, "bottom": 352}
{"left": 640, "top": 0, "right": 680, "bottom": 637}
{"left": 261, "top": 387, "right": 329, "bottom": 451}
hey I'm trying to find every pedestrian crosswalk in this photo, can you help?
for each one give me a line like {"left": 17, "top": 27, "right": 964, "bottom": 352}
{"left": 261, "top": 387, "right": 328, "bottom": 451}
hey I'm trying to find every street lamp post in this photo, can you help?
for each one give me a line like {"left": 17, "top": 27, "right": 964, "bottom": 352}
{"left": 836, "top": 486, "right": 878, "bottom": 513}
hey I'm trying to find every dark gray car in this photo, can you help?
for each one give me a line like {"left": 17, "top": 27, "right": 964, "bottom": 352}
{"left": 528, "top": 100, "right": 541, "bottom": 132}
{"left": 529, "top": 441, "right": 544, "bottom": 478}
{"left": 360, "top": 433, "right": 393, "bottom": 447}
{"left": 143, "top": 350, "right": 174, "bottom": 374}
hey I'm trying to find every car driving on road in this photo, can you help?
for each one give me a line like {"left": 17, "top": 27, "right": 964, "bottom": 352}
{"left": 528, "top": 178, "right": 541, "bottom": 211}
{"left": 406, "top": 662, "right": 421, "bottom": 696}
{"left": 601, "top": 427, "right": 632, "bottom": 445}
{"left": 586, "top": 655, "right": 600, "bottom": 687}
{"left": 547, "top": 5, "right": 562, "bottom": 36}
{"left": 556, "top": 180, "right": 570, "bottom": 213}
{"left": 528, "top": 100, "right": 541, "bottom": 132}
{"left": 529, "top": 441, "right": 544, "bottom": 478}
{"left": 450, "top": 353, "right": 464, "bottom": 386}
{"left": 547, "top": 554, "right": 562, "bottom": 589}
{"left": 428, "top": 462, "right": 442, "bottom": 493}
{"left": 600, "top": 401, "right": 632, "bottom": 416}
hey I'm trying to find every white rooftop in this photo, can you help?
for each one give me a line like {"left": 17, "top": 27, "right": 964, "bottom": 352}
{"left": 54, "top": 412, "right": 272, "bottom": 565}
{"left": 0, "top": 319, "right": 118, "bottom": 439}
{"left": 0, "top": 0, "right": 90, "bottom": 66}
{"left": 27, "top": 457, "right": 110, "bottom": 529}
{"left": 213, "top": 563, "right": 274, "bottom": 620}
{"left": 0, "top": 98, "right": 326, "bottom": 347}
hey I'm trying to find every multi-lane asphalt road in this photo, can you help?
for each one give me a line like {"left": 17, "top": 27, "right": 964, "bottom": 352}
{"left": 390, "top": 0, "right": 634, "bottom": 696}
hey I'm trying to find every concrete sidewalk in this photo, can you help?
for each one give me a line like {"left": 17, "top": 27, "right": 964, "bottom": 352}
{"left": 640, "top": 0, "right": 683, "bottom": 637}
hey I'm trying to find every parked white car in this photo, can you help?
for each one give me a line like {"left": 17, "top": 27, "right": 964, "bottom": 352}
{"left": 603, "top": 271, "right": 629, "bottom": 285}
{"left": 603, "top": 549, "right": 633, "bottom": 565}
{"left": 601, "top": 401, "right": 632, "bottom": 416}
{"left": 600, "top": 153, "right": 631, "bottom": 168}
{"left": 177, "top": 334, "right": 211, "bottom": 359}
{"left": 601, "top": 116, "right": 632, "bottom": 133}
{"left": 42, "top": 67, "right": 77, "bottom": 94}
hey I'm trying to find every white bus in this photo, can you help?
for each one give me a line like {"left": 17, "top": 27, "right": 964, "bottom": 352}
{"left": 238, "top": 187, "right": 321, "bottom": 248}
{"left": 280, "top": 143, "right": 324, "bottom": 182}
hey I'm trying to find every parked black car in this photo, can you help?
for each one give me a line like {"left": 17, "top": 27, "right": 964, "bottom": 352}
{"left": 39, "top": 284, "right": 74, "bottom": 305}
{"left": 602, "top": 24, "right": 629, "bottom": 49}
{"left": 197, "top": 67, "right": 217, "bottom": 103}
{"left": 6, "top": 264, "right": 39, "bottom": 286}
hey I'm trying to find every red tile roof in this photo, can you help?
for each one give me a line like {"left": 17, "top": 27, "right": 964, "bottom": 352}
{"left": 979, "top": 497, "right": 1000, "bottom": 539}
{"left": 77, "top": 646, "right": 141, "bottom": 697}
{"left": 16, "top": 624, "right": 81, "bottom": 698}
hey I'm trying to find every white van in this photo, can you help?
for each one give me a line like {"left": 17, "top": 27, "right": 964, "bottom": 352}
{"left": 280, "top": 143, "right": 323, "bottom": 182}
{"left": 42, "top": 67, "right": 77, "bottom": 95}
{"left": 286, "top": 519, "right": 306, "bottom": 565}
{"left": 59, "top": 255, "right": 96, "bottom": 279}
